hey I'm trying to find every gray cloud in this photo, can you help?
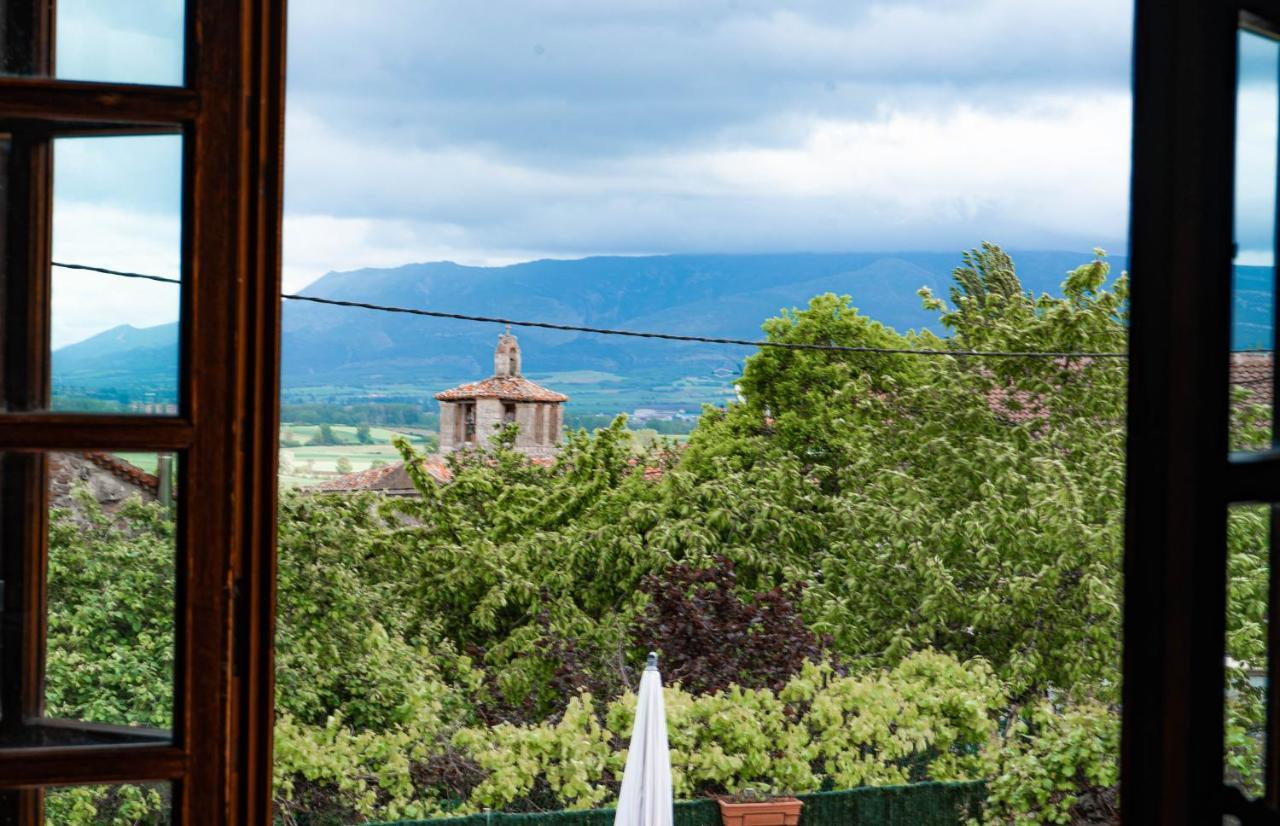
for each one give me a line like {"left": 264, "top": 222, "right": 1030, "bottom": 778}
{"left": 286, "top": 0, "right": 1132, "bottom": 163}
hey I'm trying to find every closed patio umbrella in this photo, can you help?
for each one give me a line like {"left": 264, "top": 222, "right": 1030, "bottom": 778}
{"left": 614, "top": 652, "right": 673, "bottom": 826}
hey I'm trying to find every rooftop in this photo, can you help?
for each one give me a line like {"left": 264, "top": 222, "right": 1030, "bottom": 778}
{"left": 310, "top": 458, "right": 452, "bottom": 494}
{"left": 435, "top": 375, "right": 568, "bottom": 403}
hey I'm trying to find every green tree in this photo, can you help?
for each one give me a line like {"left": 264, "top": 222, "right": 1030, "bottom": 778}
{"left": 335, "top": 456, "right": 353, "bottom": 474}
{"left": 311, "top": 423, "right": 337, "bottom": 446}
{"left": 46, "top": 245, "right": 1271, "bottom": 823}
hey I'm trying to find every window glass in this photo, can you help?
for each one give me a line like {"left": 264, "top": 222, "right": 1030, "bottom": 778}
{"left": 50, "top": 134, "right": 182, "bottom": 415}
{"left": 1232, "top": 29, "right": 1279, "bottom": 446}
{"left": 56, "top": 0, "right": 185, "bottom": 86}
{"left": 43, "top": 782, "right": 172, "bottom": 824}
{"left": 0, "top": 451, "right": 176, "bottom": 749}
{"left": 1225, "top": 503, "right": 1270, "bottom": 797}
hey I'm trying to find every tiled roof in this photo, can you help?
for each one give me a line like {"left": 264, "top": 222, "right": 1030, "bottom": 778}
{"left": 985, "top": 353, "right": 1275, "bottom": 425}
{"left": 84, "top": 451, "right": 160, "bottom": 492}
{"left": 310, "top": 458, "right": 452, "bottom": 494}
{"left": 1232, "top": 352, "right": 1272, "bottom": 408}
{"left": 435, "top": 375, "right": 568, "bottom": 403}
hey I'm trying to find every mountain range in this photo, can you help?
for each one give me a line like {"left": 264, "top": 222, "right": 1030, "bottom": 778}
{"left": 54, "top": 250, "right": 1267, "bottom": 414}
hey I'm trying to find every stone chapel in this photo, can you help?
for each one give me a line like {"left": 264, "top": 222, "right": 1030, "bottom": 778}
{"left": 435, "top": 331, "right": 568, "bottom": 458}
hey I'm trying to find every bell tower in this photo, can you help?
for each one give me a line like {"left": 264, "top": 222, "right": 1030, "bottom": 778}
{"left": 494, "top": 326, "right": 521, "bottom": 377}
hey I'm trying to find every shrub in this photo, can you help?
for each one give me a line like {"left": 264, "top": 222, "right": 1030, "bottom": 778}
{"left": 632, "top": 557, "right": 826, "bottom": 695}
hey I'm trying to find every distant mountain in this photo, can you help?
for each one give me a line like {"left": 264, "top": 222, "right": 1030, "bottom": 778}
{"left": 53, "top": 323, "right": 179, "bottom": 403}
{"left": 58, "top": 250, "right": 1259, "bottom": 414}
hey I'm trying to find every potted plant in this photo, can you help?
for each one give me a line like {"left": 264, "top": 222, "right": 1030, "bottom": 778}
{"left": 716, "top": 789, "right": 803, "bottom": 826}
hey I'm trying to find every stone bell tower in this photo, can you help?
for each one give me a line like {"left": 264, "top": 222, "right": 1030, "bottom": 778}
{"left": 494, "top": 327, "right": 521, "bottom": 376}
{"left": 436, "top": 329, "right": 568, "bottom": 458}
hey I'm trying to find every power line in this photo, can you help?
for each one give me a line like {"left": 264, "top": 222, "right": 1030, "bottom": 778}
{"left": 52, "top": 260, "right": 1138, "bottom": 359}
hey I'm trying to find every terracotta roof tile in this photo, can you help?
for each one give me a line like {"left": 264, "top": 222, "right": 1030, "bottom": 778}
{"left": 983, "top": 353, "right": 1275, "bottom": 425}
{"left": 435, "top": 375, "right": 568, "bottom": 403}
{"left": 1232, "top": 352, "right": 1272, "bottom": 408}
{"left": 310, "top": 458, "right": 451, "bottom": 493}
{"left": 83, "top": 451, "right": 160, "bottom": 492}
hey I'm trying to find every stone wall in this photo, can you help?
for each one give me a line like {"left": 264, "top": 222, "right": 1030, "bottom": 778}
{"left": 439, "top": 399, "right": 564, "bottom": 458}
{"left": 439, "top": 402, "right": 460, "bottom": 452}
{"left": 48, "top": 452, "right": 159, "bottom": 511}
{"left": 473, "top": 398, "right": 505, "bottom": 450}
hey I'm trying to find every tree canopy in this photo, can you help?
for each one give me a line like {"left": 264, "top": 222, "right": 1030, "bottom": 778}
{"left": 42, "top": 245, "right": 1268, "bottom": 825}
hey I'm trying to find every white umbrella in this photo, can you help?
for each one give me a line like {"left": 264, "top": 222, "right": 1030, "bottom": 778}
{"left": 614, "top": 652, "right": 673, "bottom": 826}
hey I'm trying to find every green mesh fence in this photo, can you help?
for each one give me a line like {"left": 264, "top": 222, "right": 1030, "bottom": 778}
{"left": 370, "top": 781, "right": 986, "bottom": 826}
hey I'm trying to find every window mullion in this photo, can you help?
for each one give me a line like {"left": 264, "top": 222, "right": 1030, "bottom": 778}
{"left": 0, "top": 88, "right": 51, "bottom": 826}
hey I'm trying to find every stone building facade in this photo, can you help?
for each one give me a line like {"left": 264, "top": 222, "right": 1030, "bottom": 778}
{"left": 436, "top": 331, "right": 568, "bottom": 458}
{"left": 48, "top": 452, "right": 163, "bottom": 510}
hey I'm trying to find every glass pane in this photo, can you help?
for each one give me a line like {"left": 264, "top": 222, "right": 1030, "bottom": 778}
{"left": 57, "top": 1, "right": 184, "bottom": 86}
{"left": 1232, "top": 29, "right": 1279, "bottom": 450}
{"left": 44, "top": 782, "right": 172, "bottom": 825}
{"left": 0, "top": 451, "right": 176, "bottom": 748}
{"left": 1225, "top": 503, "right": 1270, "bottom": 796}
{"left": 50, "top": 135, "right": 182, "bottom": 415}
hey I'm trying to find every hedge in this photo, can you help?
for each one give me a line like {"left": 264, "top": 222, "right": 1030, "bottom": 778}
{"left": 370, "top": 782, "right": 987, "bottom": 826}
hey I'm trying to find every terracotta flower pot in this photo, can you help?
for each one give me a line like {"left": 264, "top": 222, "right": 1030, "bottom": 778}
{"left": 716, "top": 797, "right": 803, "bottom": 826}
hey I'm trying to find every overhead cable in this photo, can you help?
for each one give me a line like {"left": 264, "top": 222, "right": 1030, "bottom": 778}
{"left": 52, "top": 260, "right": 1141, "bottom": 359}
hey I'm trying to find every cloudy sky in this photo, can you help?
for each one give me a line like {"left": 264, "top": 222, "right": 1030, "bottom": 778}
{"left": 280, "top": 0, "right": 1136, "bottom": 291}
{"left": 47, "top": 0, "right": 1247, "bottom": 348}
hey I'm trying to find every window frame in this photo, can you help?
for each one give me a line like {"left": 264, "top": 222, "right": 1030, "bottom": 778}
{"left": 1126, "top": 0, "right": 1280, "bottom": 822}
{"left": 0, "top": 1, "right": 286, "bottom": 823}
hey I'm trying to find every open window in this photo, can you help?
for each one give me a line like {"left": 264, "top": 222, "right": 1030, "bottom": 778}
{"left": 463, "top": 403, "right": 477, "bottom": 443}
{"left": 0, "top": 1, "right": 285, "bottom": 823}
{"left": 1126, "top": 0, "right": 1280, "bottom": 822}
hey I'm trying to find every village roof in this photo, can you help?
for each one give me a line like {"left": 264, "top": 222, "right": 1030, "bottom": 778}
{"left": 435, "top": 375, "right": 568, "bottom": 403}
{"left": 310, "top": 458, "right": 452, "bottom": 494}
{"left": 985, "top": 352, "right": 1275, "bottom": 425}
{"left": 83, "top": 451, "right": 161, "bottom": 493}
{"left": 1232, "top": 351, "right": 1272, "bottom": 408}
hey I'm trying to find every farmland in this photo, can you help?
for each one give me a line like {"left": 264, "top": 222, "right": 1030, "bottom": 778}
{"left": 277, "top": 423, "right": 434, "bottom": 488}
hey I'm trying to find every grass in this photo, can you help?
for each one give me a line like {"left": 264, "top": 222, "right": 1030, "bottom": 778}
{"left": 278, "top": 423, "right": 435, "bottom": 488}
{"left": 279, "top": 423, "right": 424, "bottom": 446}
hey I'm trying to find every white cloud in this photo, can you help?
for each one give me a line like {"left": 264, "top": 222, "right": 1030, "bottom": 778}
{"left": 283, "top": 92, "right": 1131, "bottom": 272}
{"left": 51, "top": 203, "right": 181, "bottom": 348}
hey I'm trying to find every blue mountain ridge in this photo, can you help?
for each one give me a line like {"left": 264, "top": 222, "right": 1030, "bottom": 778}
{"left": 52, "top": 251, "right": 1271, "bottom": 412}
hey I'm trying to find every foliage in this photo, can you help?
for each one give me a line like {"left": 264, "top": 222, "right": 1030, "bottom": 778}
{"left": 45, "top": 784, "right": 170, "bottom": 826}
{"left": 281, "top": 402, "right": 435, "bottom": 428}
{"left": 311, "top": 423, "right": 339, "bottom": 446}
{"left": 980, "top": 701, "right": 1119, "bottom": 825}
{"left": 44, "top": 492, "right": 176, "bottom": 825}
{"left": 46, "top": 491, "right": 175, "bottom": 728}
{"left": 456, "top": 651, "right": 1001, "bottom": 812}
{"left": 633, "top": 557, "right": 824, "bottom": 695}
{"left": 49, "top": 245, "right": 1271, "bottom": 825}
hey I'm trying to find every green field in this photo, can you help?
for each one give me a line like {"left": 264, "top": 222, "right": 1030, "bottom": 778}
{"left": 278, "top": 423, "right": 433, "bottom": 488}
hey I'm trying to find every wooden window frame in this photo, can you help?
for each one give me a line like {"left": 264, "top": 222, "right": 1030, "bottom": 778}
{"left": 0, "top": 1, "right": 285, "bottom": 824}
{"left": 1126, "top": 0, "right": 1280, "bottom": 822}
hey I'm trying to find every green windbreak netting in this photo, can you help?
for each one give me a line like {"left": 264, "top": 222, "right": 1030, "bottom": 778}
{"left": 371, "top": 781, "right": 986, "bottom": 826}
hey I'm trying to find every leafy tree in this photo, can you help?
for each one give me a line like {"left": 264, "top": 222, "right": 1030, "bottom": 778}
{"left": 46, "top": 245, "right": 1271, "bottom": 824}
{"left": 357, "top": 423, "right": 374, "bottom": 444}
{"left": 311, "top": 423, "right": 338, "bottom": 446}
{"left": 633, "top": 557, "right": 825, "bottom": 695}
{"left": 335, "top": 456, "right": 353, "bottom": 474}
{"left": 46, "top": 491, "right": 174, "bottom": 728}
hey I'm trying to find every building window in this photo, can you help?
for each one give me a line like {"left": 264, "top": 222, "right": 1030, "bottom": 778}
{"left": 503, "top": 402, "right": 517, "bottom": 423}
{"left": 464, "top": 404, "right": 477, "bottom": 442}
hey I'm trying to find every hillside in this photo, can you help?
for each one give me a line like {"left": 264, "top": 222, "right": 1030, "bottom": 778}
{"left": 51, "top": 250, "right": 1232, "bottom": 414}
